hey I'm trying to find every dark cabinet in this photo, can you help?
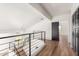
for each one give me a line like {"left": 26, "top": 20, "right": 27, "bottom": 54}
{"left": 72, "top": 7, "right": 79, "bottom": 55}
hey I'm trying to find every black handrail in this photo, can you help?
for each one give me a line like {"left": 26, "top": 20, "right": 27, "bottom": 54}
{"left": 0, "top": 31, "right": 46, "bottom": 56}
{"left": 0, "top": 31, "right": 45, "bottom": 39}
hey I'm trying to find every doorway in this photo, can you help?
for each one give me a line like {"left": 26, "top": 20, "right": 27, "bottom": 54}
{"left": 52, "top": 22, "right": 59, "bottom": 41}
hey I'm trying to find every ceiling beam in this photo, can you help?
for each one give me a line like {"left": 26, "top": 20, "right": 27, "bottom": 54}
{"left": 30, "top": 3, "right": 52, "bottom": 20}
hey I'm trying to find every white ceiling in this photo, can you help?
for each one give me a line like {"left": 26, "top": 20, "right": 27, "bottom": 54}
{"left": 0, "top": 3, "right": 44, "bottom": 33}
{"left": 32, "top": 3, "right": 73, "bottom": 16}
{"left": 41, "top": 3, "right": 73, "bottom": 16}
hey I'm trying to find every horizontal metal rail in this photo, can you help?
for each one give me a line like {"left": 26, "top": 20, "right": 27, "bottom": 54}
{"left": 0, "top": 31, "right": 45, "bottom": 39}
{"left": 0, "top": 31, "right": 46, "bottom": 56}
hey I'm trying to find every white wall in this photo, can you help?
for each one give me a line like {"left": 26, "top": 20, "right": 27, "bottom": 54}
{"left": 26, "top": 18, "right": 51, "bottom": 40}
{"left": 26, "top": 13, "right": 71, "bottom": 41}
{"left": 52, "top": 13, "right": 71, "bottom": 41}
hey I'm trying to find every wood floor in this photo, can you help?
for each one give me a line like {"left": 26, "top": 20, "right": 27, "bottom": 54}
{"left": 37, "top": 36, "right": 76, "bottom": 56}
{"left": 37, "top": 40, "right": 58, "bottom": 56}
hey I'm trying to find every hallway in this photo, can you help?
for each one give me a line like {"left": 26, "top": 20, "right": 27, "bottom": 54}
{"left": 37, "top": 36, "right": 76, "bottom": 56}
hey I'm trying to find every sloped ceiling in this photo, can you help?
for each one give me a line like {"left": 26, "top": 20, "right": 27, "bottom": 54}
{"left": 0, "top": 3, "right": 44, "bottom": 33}
{"left": 30, "top": 3, "right": 72, "bottom": 17}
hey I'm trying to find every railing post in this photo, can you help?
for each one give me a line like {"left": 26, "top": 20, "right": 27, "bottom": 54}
{"left": 29, "top": 34, "right": 31, "bottom": 56}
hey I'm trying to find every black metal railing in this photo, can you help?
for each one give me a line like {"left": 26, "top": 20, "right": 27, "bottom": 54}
{"left": 0, "top": 31, "right": 46, "bottom": 56}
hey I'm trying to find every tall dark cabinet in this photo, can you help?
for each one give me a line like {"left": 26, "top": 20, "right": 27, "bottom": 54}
{"left": 72, "top": 7, "right": 79, "bottom": 55}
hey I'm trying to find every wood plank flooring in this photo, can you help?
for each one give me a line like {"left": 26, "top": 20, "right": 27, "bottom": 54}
{"left": 37, "top": 36, "right": 76, "bottom": 56}
{"left": 37, "top": 40, "right": 58, "bottom": 56}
